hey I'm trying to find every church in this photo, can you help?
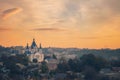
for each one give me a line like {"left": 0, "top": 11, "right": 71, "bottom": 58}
{"left": 24, "top": 39, "right": 44, "bottom": 63}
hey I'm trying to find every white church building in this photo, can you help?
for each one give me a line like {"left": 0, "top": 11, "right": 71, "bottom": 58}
{"left": 24, "top": 39, "right": 44, "bottom": 63}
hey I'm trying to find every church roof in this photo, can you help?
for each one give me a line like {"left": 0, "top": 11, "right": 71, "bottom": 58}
{"left": 31, "top": 38, "right": 37, "bottom": 49}
{"left": 25, "top": 50, "right": 31, "bottom": 54}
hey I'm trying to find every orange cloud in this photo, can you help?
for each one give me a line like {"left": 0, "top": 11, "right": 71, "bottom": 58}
{"left": 2, "top": 8, "right": 22, "bottom": 20}
{"left": 0, "top": 28, "right": 12, "bottom": 31}
{"left": 30, "top": 28, "right": 65, "bottom": 32}
{"left": 79, "top": 35, "right": 120, "bottom": 40}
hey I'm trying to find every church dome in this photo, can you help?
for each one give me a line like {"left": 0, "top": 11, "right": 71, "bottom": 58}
{"left": 31, "top": 38, "right": 37, "bottom": 49}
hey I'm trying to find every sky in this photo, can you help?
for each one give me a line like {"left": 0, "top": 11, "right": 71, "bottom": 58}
{"left": 0, "top": 0, "right": 120, "bottom": 48}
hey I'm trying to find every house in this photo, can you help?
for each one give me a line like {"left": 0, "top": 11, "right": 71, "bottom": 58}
{"left": 45, "top": 58, "right": 58, "bottom": 70}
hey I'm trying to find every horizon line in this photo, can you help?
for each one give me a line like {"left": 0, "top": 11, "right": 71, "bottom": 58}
{"left": 0, "top": 45, "right": 120, "bottom": 50}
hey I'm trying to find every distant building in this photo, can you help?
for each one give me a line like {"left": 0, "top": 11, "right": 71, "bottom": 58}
{"left": 24, "top": 39, "right": 44, "bottom": 63}
{"left": 100, "top": 68, "right": 112, "bottom": 74}
{"left": 11, "top": 46, "right": 24, "bottom": 54}
{"left": 45, "top": 58, "right": 58, "bottom": 70}
{"left": 112, "top": 67, "right": 120, "bottom": 72}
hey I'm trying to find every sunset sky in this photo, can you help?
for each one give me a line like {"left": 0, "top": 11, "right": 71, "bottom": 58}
{"left": 0, "top": 0, "right": 120, "bottom": 48}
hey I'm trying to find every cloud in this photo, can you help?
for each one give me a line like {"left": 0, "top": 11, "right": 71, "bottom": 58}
{"left": 104, "top": 0, "right": 120, "bottom": 14}
{"left": 0, "top": 0, "right": 120, "bottom": 33}
{"left": 2, "top": 8, "right": 22, "bottom": 20}
{"left": 30, "top": 28, "right": 65, "bottom": 32}
{"left": 79, "top": 35, "right": 120, "bottom": 40}
{"left": 79, "top": 36, "right": 99, "bottom": 39}
{"left": 60, "top": 0, "right": 81, "bottom": 19}
{"left": 0, "top": 28, "right": 12, "bottom": 31}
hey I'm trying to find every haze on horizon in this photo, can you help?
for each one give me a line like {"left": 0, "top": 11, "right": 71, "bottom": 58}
{"left": 0, "top": 0, "right": 120, "bottom": 49}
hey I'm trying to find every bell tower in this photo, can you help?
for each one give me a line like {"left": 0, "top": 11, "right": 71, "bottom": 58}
{"left": 39, "top": 43, "right": 42, "bottom": 54}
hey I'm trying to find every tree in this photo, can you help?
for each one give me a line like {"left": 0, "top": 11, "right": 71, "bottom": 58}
{"left": 111, "top": 58, "right": 120, "bottom": 67}
{"left": 57, "top": 61, "right": 70, "bottom": 73}
{"left": 41, "top": 61, "right": 49, "bottom": 73}
{"left": 80, "top": 54, "right": 108, "bottom": 71}
{"left": 68, "top": 58, "right": 82, "bottom": 72}
{"left": 83, "top": 66, "right": 97, "bottom": 80}
{"left": 0, "top": 54, "right": 29, "bottom": 80}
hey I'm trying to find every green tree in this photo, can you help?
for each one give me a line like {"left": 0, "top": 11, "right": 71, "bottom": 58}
{"left": 80, "top": 54, "right": 108, "bottom": 71}
{"left": 0, "top": 54, "right": 29, "bottom": 80}
{"left": 68, "top": 58, "right": 82, "bottom": 72}
{"left": 83, "top": 66, "right": 97, "bottom": 80}
{"left": 41, "top": 61, "right": 49, "bottom": 73}
{"left": 57, "top": 61, "right": 70, "bottom": 73}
